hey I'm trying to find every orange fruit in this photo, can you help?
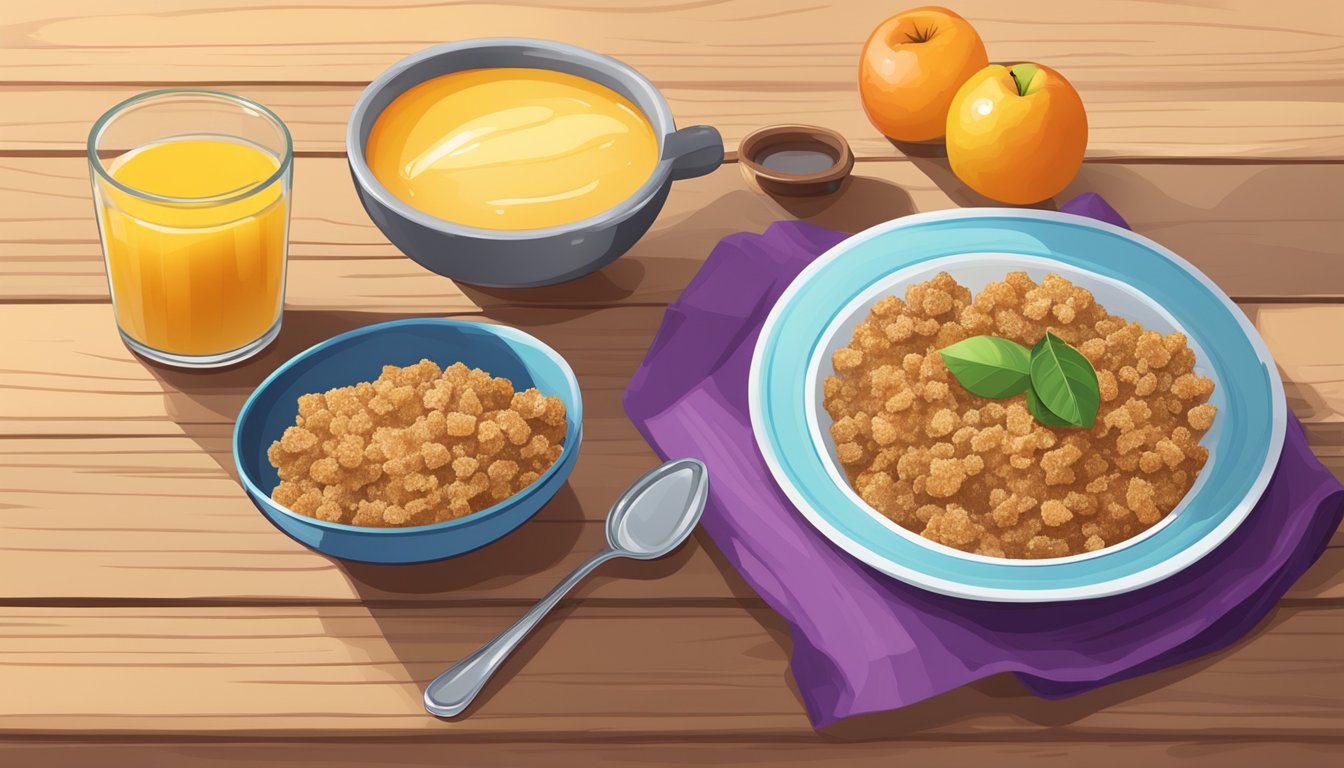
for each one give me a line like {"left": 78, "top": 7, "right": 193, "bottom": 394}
{"left": 945, "top": 63, "right": 1088, "bottom": 204}
{"left": 859, "top": 6, "right": 988, "bottom": 142}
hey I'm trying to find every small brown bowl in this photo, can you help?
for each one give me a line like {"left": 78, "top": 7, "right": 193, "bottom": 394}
{"left": 739, "top": 125, "right": 855, "bottom": 197}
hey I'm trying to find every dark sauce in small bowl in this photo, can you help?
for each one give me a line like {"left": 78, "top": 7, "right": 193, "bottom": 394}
{"left": 739, "top": 125, "right": 854, "bottom": 197}
{"left": 758, "top": 148, "right": 839, "bottom": 175}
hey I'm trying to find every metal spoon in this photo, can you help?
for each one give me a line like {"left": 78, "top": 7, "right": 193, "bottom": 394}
{"left": 423, "top": 458, "right": 710, "bottom": 718}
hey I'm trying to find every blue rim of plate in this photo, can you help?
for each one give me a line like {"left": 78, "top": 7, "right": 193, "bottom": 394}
{"left": 748, "top": 209, "right": 1285, "bottom": 602}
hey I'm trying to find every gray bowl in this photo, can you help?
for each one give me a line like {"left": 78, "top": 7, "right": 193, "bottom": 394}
{"left": 347, "top": 38, "right": 725, "bottom": 288}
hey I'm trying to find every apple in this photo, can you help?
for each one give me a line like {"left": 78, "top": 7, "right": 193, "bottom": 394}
{"left": 945, "top": 62, "right": 1088, "bottom": 204}
{"left": 859, "top": 6, "right": 989, "bottom": 142}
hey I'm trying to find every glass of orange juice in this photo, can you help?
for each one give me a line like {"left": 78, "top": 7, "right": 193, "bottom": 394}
{"left": 88, "top": 90, "right": 293, "bottom": 367}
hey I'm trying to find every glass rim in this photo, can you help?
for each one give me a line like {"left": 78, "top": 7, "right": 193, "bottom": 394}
{"left": 87, "top": 88, "right": 294, "bottom": 205}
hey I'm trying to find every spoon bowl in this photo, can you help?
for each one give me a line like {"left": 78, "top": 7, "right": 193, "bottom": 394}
{"left": 607, "top": 458, "right": 708, "bottom": 559}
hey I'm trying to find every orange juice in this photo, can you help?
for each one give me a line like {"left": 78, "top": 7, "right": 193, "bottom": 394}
{"left": 367, "top": 69, "right": 658, "bottom": 230}
{"left": 97, "top": 136, "right": 288, "bottom": 356}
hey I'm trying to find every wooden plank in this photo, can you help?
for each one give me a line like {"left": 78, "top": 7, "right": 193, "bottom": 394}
{"left": 1, "top": 740, "right": 1340, "bottom": 767}
{"left": 2, "top": 0, "right": 1339, "bottom": 750}
{"left": 4, "top": 304, "right": 1342, "bottom": 435}
{"left": 0, "top": 302, "right": 739, "bottom": 603}
{"left": 3, "top": 157, "right": 1342, "bottom": 305}
{"left": 0, "top": 605, "right": 1339, "bottom": 738}
{"left": 3, "top": 2, "right": 1342, "bottom": 159}
{"left": 0, "top": 302, "right": 1339, "bottom": 605}
{"left": 1, "top": 431, "right": 1332, "bottom": 605}
{"left": 8, "top": 83, "right": 1344, "bottom": 162}
{"left": 0, "top": 305, "right": 657, "bottom": 437}
{"left": 1248, "top": 305, "right": 1344, "bottom": 424}
{"left": 0, "top": 155, "right": 954, "bottom": 309}
{"left": 0, "top": 435, "right": 1336, "bottom": 604}
{"left": 0, "top": 432, "right": 743, "bottom": 604}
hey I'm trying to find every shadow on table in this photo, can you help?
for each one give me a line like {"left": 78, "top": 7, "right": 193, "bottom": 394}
{"left": 138, "top": 304, "right": 717, "bottom": 716}
{"left": 370, "top": 526, "right": 722, "bottom": 721}
{"left": 718, "top": 550, "right": 1289, "bottom": 742}
{"left": 457, "top": 255, "right": 648, "bottom": 307}
{"left": 130, "top": 159, "right": 1299, "bottom": 732}
{"left": 887, "top": 136, "right": 1298, "bottom": 231}
{"left": 887, "top": 138, "right": 1060, "bottom": 212}
{"left": 138, "top": 305, "right": 604, "bottom": 588}
{"left": 453, "top": 170, "right": 925, "bottom": 311}
{"left": 757, "top": 174, "right": 918, "bottom": 231}
{"left": 140, "top": 303, "right": 624, "bottom": 469}
{"left": 695, "top": 525, "right": 1301, "bottom": 741}
{"left": 822, "top": 607, "right": 1288, "bottom": 741}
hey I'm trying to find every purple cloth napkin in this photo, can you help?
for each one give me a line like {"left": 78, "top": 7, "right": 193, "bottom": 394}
{"left": 622, "top": 198, "right": 1344, "bottom": 728}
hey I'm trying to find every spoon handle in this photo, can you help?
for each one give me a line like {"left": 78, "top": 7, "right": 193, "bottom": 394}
{"left": 423, "top": 548, "right": 623, "bottom": 717}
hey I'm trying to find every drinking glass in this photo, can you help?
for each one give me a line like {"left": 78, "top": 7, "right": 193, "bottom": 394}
{"left": 88, "top": 90, "right": 293, "bottom": 368}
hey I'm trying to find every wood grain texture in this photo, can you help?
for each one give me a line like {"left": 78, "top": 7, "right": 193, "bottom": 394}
{"left": 5, "top": 304, "right": 1342, "bottom": 437}
{"left": 0, "top": 429, "right": 1335, "bottom": 604}
{"left": 0, "top": 605, "right": 1339, "bottom": 738}
{"left": 3, "top": 157, "right": 1343, "bottom": 306}
{"left": 8, "top": 83, "right": 1344, "bottom": 161}
{"left": 0, "top": 433, "right": 741, "bottom": 604}
{"left": 3, "top": 741, "right": 1341, "bottom": 768}
{"left": 2, "top": 0, "right": 1343, "bottom": 753}
{"left": 1250, "top": 305, "right": 1344, "bottom": 423}
{"left": 3, "top": 1, "right": 1342, "bottom": 159}
{"left": 0, "top": 302, "right": 1339, "bottom": 605}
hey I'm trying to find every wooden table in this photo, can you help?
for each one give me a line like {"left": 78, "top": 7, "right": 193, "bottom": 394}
{"left": 3, "top": 1, "right": 1342, "bottom": 764}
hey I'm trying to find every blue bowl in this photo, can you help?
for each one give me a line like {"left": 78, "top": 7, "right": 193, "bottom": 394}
{"left": 233, "top": 319, "right": 583, "bottom": 564}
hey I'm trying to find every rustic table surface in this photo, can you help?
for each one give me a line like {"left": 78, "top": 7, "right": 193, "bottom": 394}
{"left": 2, "top": 1, "right": 1342, "bottom": 765}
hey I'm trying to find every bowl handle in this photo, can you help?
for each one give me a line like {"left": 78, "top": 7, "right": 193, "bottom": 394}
{"left": 664, "top": 125, "right": 724, "bottom": 181}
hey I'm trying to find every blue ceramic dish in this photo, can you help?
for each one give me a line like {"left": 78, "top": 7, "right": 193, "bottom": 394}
{"left": 234, "top": 319, "right": 582, "bottom": 564}
{"left": 750, "top": 209, "right": 1285, "bottom": 602}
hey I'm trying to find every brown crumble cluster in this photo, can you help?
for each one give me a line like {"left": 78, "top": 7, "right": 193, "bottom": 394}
{"left": 824, "top": 272, "right": 1216, "bottom": 559}
{"left": 268, "top": 359, "right": 566, "bottom": 528}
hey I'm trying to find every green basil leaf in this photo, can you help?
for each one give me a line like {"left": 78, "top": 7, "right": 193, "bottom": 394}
{"left": 1027, "top": 382, "right": 1076, "bottom": 427}
{"left": 1029, "top": 332, "right": 1100, "bottom": 427}
{"left": 938, "top": 336, "right": 1032, "bottom": 399}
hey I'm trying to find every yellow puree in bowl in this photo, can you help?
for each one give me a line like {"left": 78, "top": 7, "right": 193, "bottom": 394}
{"left": 367, "top": 68, "right": 660, "bottom": 230}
